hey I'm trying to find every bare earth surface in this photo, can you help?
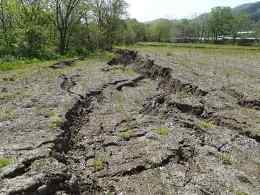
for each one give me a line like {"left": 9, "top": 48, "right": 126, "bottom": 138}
{"left": 0, "top": 46, "right": 260, "bottom": 195}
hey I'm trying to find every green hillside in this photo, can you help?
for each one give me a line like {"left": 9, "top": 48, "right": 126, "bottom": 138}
{"left": 234, "top": 1, "right": 260, "bottom": 22}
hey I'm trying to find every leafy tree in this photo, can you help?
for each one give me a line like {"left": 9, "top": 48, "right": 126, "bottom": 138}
{"left": 231, "top": 13, "right": 251, "bottom": 41}
{"left": 53, "top": 0, "right": 84, "bottom": 54}
{"left": 145, "top": 19, "right": 174, "bottom": 42}
{"left": 0, "top": 0, "right": 20, "bottom": 50}
{"left": 91, "top": 0, "right": 128, "bottom": 50}
{"left": 208, "top": 7, "right": 234, "bottom": 41}
{"left": 174, "top": 19, "right": 195, "bottom": 41}
{"left": 191, "top": 14, "right": 209, "bottom": 41}
{"left": 18, "top": 0, "right": 53, "bottom": 57}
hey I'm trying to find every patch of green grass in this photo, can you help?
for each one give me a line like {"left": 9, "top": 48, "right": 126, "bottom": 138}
{"left": 114, "top": 92, "right": 125, "bottom": 112}
{"left": 0, "top": 92, "right": 17, "bottom": 101}
{"left": 219, "top": 153, "right": 233, "bottom": 165}
{"left": 0, "top": 158, "right": 12, "bottom": 169}
{"left": 110, "top": 66, "right": 125, "bottom": 75}
{"left": 118, "top": 129, "right": 133, "bottom": 140}
{"left": 176, "top": 90, "right": 192, "bottom": 98}
{"left": 235, "top": 191, "right": 249, "bottom": 195}
{"left": 110, "top": 66, "right": 137, "bottom": 77}
{"left": 198, "top": 120, "right": 215, "bottom": 129}
{"left": 93, "top": 159, "right": 105, "bottom": 171}
{"left": 0, "top": 58, "right": 41, "bottom": 71}
{"left": 166, "top": 52, "right": 173, "bottom": 56}
{"left": 256, "top": 163, "right": 260, "bottom": 173}
{"left": 0, "top": 90, "right": 33, "bottom": 102}
{"left": 0, "top": 107, "right": 16, "bottom": 122}
{"left": 224, "top": 67, "right": 243, "bottom": 78}
{"left": 136, "top": 42, "right": 260, "bottom": 51}
{"left": 152, "top": 126, "right": 170, "bottom": 136}
{"left": 106, "top": 192, "right": 114, "bottom": 195}
{"left": 48, "top": 112, "right": 64, "bottom": 129}
{"left": 124, "top": 67, "right": 137, "bottom": 76}
{"left": 255, "top": 117, "right": 260, "bottom": 124}
{"left": 87, "top": 50, "right": 114, "bottom": 62}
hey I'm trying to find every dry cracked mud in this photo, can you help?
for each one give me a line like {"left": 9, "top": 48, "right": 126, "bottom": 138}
{"left": 0, "top": 47, "right": 260, "bottom": 195}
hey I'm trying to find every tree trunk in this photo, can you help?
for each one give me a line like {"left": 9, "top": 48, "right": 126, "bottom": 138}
{"left": 59, "top": 31, "right": 67, "bottom": 54}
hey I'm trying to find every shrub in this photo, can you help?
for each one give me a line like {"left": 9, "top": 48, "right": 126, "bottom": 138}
{"left": 18, "top": 26, "right": 48, "bottom": 59}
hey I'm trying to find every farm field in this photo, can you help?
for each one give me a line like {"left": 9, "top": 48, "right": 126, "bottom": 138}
{"left": 0, "top": 44, "right": 260, "bottom": 194}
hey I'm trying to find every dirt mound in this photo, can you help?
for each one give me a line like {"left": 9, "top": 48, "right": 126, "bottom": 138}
{"left": 108, "top": 49, "right": 138, "bottom": 66}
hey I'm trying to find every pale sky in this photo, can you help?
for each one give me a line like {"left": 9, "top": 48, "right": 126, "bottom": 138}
{"left": 126, "top": 0, "right": 259, "bottom": 22}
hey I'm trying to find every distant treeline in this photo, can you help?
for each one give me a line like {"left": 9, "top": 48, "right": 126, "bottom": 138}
{"left": 135, "top": 7, "right": 260, "bottom": 46}
{"left": 0, "top": 1, "right": 259, "bottom": 61}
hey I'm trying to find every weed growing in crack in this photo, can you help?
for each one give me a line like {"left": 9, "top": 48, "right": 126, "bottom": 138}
{"left": 152, "top": 127, "right": 170, "bottom": 136}
{"left": 93, "top": 159, "right": 105, "bottom": 171}
{"left": 124, "top": 67, "right": 137, "bottom": 76}
{"left": 235, "top": 191, "right": 249, "bottom": 195}
{"left": 166, "top": 52, "right": 173, "bottom": 56}
{"left": 256, "top": 117, "right": 260, "bottom": 124}
{"left": 114, "top": 92, "right": 125, "bottom": 113}
{"left": 0, "top": 158, "right": 12, "bottom": 169}
{"left": 114, "top": 91, "right": 132, "bottom": 122}
{"left": 175, "top": 90, "right": 192, "bottom": 98}
{"left": 0, "top": 107, "right": 16, "bottom": 122}
{"left": 106, "top": 192, "right": 114, "bottom": 195}
{"left": 118, "top": 129, "right": 133, "bottom": 140}
{"left": 219, "top": 153, "right": 233, "bottom": 165}
{"left": 198, "top": 120, "right": 215, "bottom": 129}
{"left": 0, "top": 92, "right": 17, "bottom": 101}
{"left": 48, "top": 112, "right": 64, "bottom": 129}
{"left": 0, "top": 90, "right": 32, "bottom": 102}
{"left": 256, "top": 163, "right": 260, "bottom": 173}
{"left": 110, "top": 65, "right": 137, "bottom": 77}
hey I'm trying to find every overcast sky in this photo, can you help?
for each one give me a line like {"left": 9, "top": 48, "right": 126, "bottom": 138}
{"left": 126, "top": 0, "right": 259, "bottom": 22}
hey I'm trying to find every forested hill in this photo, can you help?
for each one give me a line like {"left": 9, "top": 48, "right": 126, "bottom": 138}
{"left": 233, "top": 1, "right": 260, "bottom": 22}
{"left": 146, "top": 1, "right": 260, "bottom": 24}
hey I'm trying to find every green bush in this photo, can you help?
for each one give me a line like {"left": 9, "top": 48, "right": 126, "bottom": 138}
{"left": 18, "top": 26, "right": 48, "bottom": 59}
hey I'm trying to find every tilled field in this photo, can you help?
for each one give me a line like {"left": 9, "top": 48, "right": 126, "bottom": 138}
{"left": 0, "top": 47, "right": 260, "bottom": 195}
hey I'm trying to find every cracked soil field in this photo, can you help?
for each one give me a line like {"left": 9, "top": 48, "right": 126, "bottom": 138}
{"left": 0, "top": 45, "right": 260, "bottom": 195}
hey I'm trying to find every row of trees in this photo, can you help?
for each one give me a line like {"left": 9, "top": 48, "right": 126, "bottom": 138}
{"left": 0, "top": 2, "right": 259, "bottom": 59}
{"left": 139, "top": 7, "right": 255, "bottom": 43}
{"left": 0, "top": 0, "right": 128, "bottom": 58}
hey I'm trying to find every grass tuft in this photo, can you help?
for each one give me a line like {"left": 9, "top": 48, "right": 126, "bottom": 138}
{"left": 152, "top": 127, "right": 170, "bottom": 136}
{"left": 0, "top": 107, "right": 16, "bottom": 122}
{"left": 93, "top": 159, "right": 105, "bottom": 171}
{"left": 219, "top": 153, "right": 233, "bottom": 165}
{"left": 0, "top": 58, "right": 41, "bottom": 71}
{"left": 198, "top": 120, "right": 215, "bottom": 129}
{"left": 118, "top": 129, "right": 133, "bottom": 140}
{"left": 0, "top": 158, "right": 12, "bottom": 169}
{"left": 48, "top": 112, "right": 64, "bottom": 129}
{"left": 236, "top": 191, "right": 249, "bottom": 195}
